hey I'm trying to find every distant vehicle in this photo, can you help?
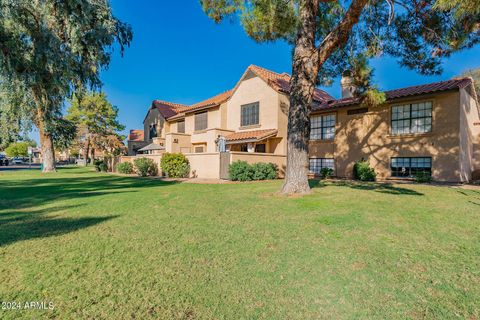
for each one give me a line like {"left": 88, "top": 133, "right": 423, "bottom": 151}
{"left": 11, "top": 157, "right": 23, "bottom": 165}
{"left": 0, "top": 154, "right": 8, "bottom": 166}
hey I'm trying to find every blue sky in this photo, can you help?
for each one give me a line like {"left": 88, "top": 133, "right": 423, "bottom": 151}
{"left": 29, "top": 1, "right": 480, "bottom": 142}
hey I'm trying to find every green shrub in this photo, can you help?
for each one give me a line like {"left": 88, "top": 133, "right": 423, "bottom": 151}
{"left": 116, "top": 162, "right": 134, "bottom": 174}
{"left": 160, "top": 153, "right": 190, "bottom": 178}
{"left": 229, "top": 161, "right": 254, "bottom": 181}
{"left": 252, "top": 162, "right": 278, "bottom": 180}
{"left": 320, "top": 167, "right": 334, "bottom": 179}
{"left": 98, "top": 162, "right": 108, "bottom": 172}
{"left": 134, "top": 157, "right": 158, "bottom": 177}
{"left": 414, "top": 171, "right": 432, "bottom": 183}
{"left": 230, "top": 161, "right": 278, "bottom": 181}
{"left": 93, "top": 159, "right": 104, "bottom": 172}
{"left": 353, "top": 160, "right": 376, "bottom": 181}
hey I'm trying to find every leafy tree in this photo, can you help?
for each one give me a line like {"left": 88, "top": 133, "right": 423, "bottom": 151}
{"left": 5, "top": 141, "right": 29, "bottom": 157}
{"left": 200, "top": 0, "right": 480, "bottom": 194}
{"left": 0, "top": 0, "right": 132, "bottom": 172}
{"left": 67, "top": 91, "right": 125, "bottom": 165}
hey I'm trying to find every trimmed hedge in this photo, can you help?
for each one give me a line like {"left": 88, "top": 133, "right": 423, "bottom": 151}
{"left": 353, "top": 159, "right": 376, "bottom": 181}
{"left": 229, "top": 161, "right": 278, "bottom": 181}
{"left": 116, "top": 162, "right": 134, "bottom": 174}
{"left": 134, "top": 157, "right": 158, "bottom": 177}
{"left": 160, "top": 153, "right": 190, "bottom": 178}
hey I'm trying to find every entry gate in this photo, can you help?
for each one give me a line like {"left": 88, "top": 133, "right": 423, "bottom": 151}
{"left": 219, "top": 152, "right": 230, "bottom": 180}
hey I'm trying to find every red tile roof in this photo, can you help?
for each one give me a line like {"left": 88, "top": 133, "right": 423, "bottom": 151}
{"left": 128, "top": 129, "right": 144, "bottom": 141}
{"left": 312, "top": 77, "right": 474, "bottom": 112}
{"left": 247, "top": 65, "right": 333, "bottom": 102}
{"left": 225, "top": 129, "right": 278, "bottom": 143}
{"left": 177, "top": 89, "right": 234, "bottom": 114}
{"left": 152, "top": 100, "right": 188, "bottom": 119}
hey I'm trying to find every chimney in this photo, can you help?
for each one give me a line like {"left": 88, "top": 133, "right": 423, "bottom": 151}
{"left": 341, "top": 70, "right": 356, "bottom": 99}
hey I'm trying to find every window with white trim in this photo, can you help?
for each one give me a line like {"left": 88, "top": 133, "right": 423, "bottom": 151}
{"left": 310, "top": 114, "right": 335, "bottom": 140}
{"left": 391, "top": 157, "right": 432, "bottom": 178}
{"left": 391, "top": 102, "right": 432, "bottom": 135}
{"left": 309, "top": 158, "right": 334, "bottom": 175}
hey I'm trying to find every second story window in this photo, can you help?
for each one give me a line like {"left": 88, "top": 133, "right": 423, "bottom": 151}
{"left": 194, "top": 111, "right": 208, "bottom": 131}
{"left": 310, "top": 114, "right": 335, "bottom": 140}
{"left": 149, "top": 124, "right": 157, "bottom": 139}
{"left": 392, "top": 101, "right": 432, "bottom": 135}
{"left": 177, "top": 120, "right": 185, "bottom": 133}
{"left": 241, "top": 102, "right": 259, "bottom": 127}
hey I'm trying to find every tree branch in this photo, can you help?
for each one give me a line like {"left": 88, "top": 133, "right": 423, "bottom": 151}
{"left": 315, "top": 0, "right": 369, "bottom": 67}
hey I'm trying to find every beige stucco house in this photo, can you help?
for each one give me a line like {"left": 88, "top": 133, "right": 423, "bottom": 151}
{"left": 126, "top": 65, "right": 480, "bottom": 182}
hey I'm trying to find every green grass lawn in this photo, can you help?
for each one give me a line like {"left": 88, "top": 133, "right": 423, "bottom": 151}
{"left": 0, "top": 167, "right": 479, "bottom": 319}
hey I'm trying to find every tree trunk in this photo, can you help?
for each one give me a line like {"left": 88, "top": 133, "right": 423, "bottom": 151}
{"left": 33, "top": 89, "right": 56, "bottom": 173}
{"left": 83, "top": 136, "right": 90, "bottom": 167}
{"left": 38, "top": 120, "right": 56, "bottom": 173}
{"left": 281, "top": 0, "right": 369, "bottom": 195}
{"left": 281, "top": 0, "right": 319, "bottom": 195}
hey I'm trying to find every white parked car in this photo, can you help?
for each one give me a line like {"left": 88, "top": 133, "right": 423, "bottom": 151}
{"left": 11, "top": 157, "right": 23, "bottom": 165}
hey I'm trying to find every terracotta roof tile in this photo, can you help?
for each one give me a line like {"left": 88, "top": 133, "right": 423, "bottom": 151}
{"left": 248, "top": 65, "right": 334, "bottom": 102}
{"left": 225, "top": 129, "right": 278, "bottom": 143}
{"left": 312, "top": 77, "right": 474, "bottom": 112}
{"left": 177, "top": 89, "right": 234, "bottom": 113}
{"left": 128, "top": 129, "right": 144, "bottom": 141}
{"left": 152, "top": 100, "right": 188, "bottom": 119}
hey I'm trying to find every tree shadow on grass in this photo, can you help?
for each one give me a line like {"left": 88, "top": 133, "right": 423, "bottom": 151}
{"left": 309, "top": 179, "right": 423, "bottom": 196}
{"left": 0, "top": 172, "right": 178, "bottom": 246}
{"left": 0, "top": 174, "right": 179, "bottom": 212}
{"left": 0, "top": 213, "right": 117, "bottom": 247}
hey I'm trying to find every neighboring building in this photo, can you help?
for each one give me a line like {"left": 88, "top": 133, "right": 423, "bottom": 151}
{"left": 126, "top": 65, "right": 480, "bottom": 182}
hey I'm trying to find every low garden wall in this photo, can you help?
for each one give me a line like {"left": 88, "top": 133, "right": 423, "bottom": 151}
{"left": 184, "top": 152, "right": 221, "bottom": 179}
{"left": 117, "top": 152, "right": 286, "bottom": 179}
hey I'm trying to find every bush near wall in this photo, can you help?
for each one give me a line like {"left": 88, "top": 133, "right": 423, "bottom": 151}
{"left": 116, "top": 162, "right": 134, "bottom": 174}
{"left": 353, "top": 159, "right": 376, "bottom": 181}
{"left": 160, "top": 153, "right": 190, "bottom": 178}
{"left": 229, "top": 161, "right": 278, "bottom": 181}
{"left": 134, "top": 157, "right": 158, "bottom": 177}
{"left": 93, "top": 159, "right": 108, "bottom": 172}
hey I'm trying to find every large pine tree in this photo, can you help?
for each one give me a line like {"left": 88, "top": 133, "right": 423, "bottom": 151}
{"left": 200, "top": 0, "right": 479, "bottom": 194}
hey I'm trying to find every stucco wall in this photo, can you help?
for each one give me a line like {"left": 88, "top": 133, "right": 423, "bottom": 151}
{"left": 165, "top": 133, "right": 192, "bottom": 153}
{"left": 185, "top": 153, "right": 221, "bottom": 179}
{"left": 459, "top": 86, "right": 480, "bottom": 181}
{"left": 227, "top": 76, "right": 280, "bottom": 133}
{"left": 190, "top": 128, "right": 234, "bottom": 153}
{"left": 143, "top": 108, "right": 166, "bottom": 140}
{"left": 127, "top": 140, "right": 148, "bottom": 156}
{"left": 310, "top": 91, "right": 462, "bottom": 182}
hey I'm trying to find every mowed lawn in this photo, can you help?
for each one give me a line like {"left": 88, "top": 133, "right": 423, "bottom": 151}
{"left": 0, "top": 168, "right": 479, "bottom": 319}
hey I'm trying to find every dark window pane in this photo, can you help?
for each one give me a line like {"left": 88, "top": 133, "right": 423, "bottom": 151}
{"left": 241, "top": 102, "right": 259, "bottom": 126}
{"left": 310, "top": 114, "right": 335, "bottom": 140}
{"left": 255, "top": 144, "right": 266, "bottom": 153}
{"left": 177, "top": 120, "right": 185, "bottom": 133}
{"left": 391, "top": 102, "right": 432, "bottom": 135}
{"left": 391, "top": 157, "right": 432, "bottom": 177}
{"left": 309, "top": 158, "right": 334, "bottom": 174}
{"left": 195, "top": 112, "right": 208, "bottom": 131}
